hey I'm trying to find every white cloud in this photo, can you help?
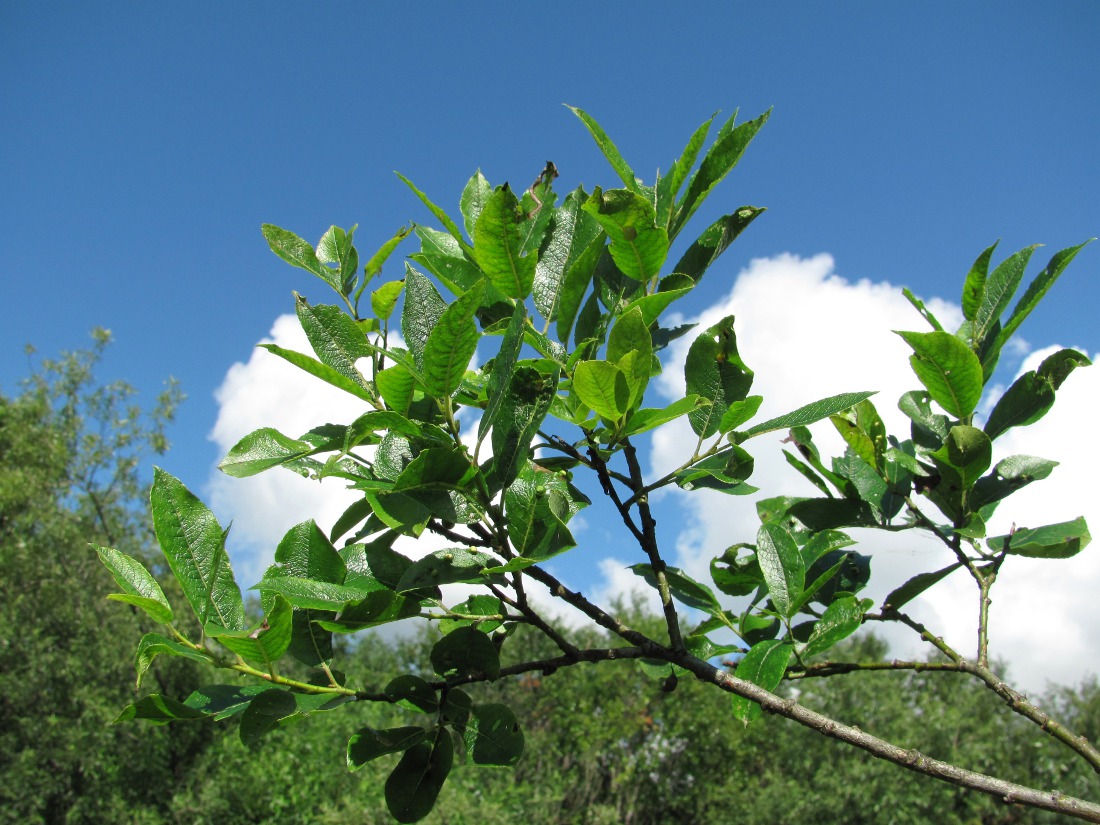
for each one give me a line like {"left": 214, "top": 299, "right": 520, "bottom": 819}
{"left": 206, "top": 268, "right": 1100, "bottom": 693}
{"left": 649, "top": 252, "right": 1099, "bottom": 692}
{"left": 207, "top": 314, "right": 369, "bottom": 583}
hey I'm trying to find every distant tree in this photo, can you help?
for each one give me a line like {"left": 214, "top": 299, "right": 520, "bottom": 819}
{"left": 0, "top": 331, "right": 204, "bottom": 824}
{"left": 96, "top": 108, "right": 1098, "bottom": 822}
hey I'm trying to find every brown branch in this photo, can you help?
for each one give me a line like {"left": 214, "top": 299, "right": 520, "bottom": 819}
{"left": 876, "top": 608, "right": 1100, "bottom": 774}
{"left": 672, "top": 652, "right": 1100, "bottom": 823}
{"left": 787, "top": 659, "right": 966, "bottom": 679}
{"left": 622, "top": 437, "right": 684, "bottom": 651}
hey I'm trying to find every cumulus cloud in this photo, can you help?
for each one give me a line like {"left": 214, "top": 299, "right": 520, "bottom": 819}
{"left": 649, "top": 253, "right": 1099, "bottom": 692}
{"left": 206, "top": 260, "right": 1100, "bottom": 692}
{"left": 207, "top": 315, "right": 373, "bottom": 583}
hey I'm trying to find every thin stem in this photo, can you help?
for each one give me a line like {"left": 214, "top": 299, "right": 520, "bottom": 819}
{"left": 622, "top": 437, "right": 684, "bottom": 651}
{"left": 877, "top": 609, "right": 1100, "bottom": 773}
{"left": 674, "top": 653, "right": 1100, "bottom": 823}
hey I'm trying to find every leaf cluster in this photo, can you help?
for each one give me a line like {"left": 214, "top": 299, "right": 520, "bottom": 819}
{"left": 95, "top": 107, "right": 1099, "bottom": 822}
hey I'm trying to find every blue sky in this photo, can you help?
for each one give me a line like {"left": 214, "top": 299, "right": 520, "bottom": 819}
{"left": 4, "top": 3, "right": 1099, "bottom": 688}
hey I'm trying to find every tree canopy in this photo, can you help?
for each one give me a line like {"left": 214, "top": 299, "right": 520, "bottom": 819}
{"left": 88, "top": 107, "right": 1098, "bottom": 822}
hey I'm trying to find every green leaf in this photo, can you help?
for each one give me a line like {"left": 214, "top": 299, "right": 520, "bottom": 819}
{"left": 183, "top": 685, "right": 268, "bottom": 719}
{"left": 534, "top": 187, "right": 602, "bottom": 324}
{"left": 573, "top": 360, "right": 629, "bottom": 421}
{"left": 150, "top": 469, "right": 245, "bottom": 632}
{"left": 218, "top": 427, "right": 314, "bottom": 478}
{"left": 503, "top": 463, "right": 582, "bottom": 560}
{"left": 961, "top": 242, "right": 998, "bottom": 322}
{"left": 972, "top": 454, "right": 1059, "bottom": 516}
{"left": 396, "top": 173, "right": 469, "bottom": 251}
{"left": 972, "top": 244, "right": 1039, "bottom": 354}
{"left": 133, "top": 633, "right": 209, "bottom": 689}
{"left": 622, "top": 395, "right": 707, "bottom": 436}
{"left": 567, "top": 105, "right": 636, "bottom": 190}
{"left": 984, "top": 349, "right": 1090, "bottom": 441}
{"left": 711, "top": 545, "right": 763, "bottom": 597}
{"left": 672, "top": 208, "right": 765, "bottom": 285}
{"left": 898, "top": 390, "right": 950, "bottom": 449}
{"left": 253, "top": 576, "right": 380, "bottom": 611}
{"left": 214, "top": 595, "right": 293, "bottom": 667}
{"left": 581, "top": 187, "right": 668, "bottom": 281}
{"left": 929, "top": 425, "right": 992, "bottom": 489}
{"left": 363, "top": 225, "right": 413, "bottom": 280}
{"left": 479, "top": 303, "right": 526, "bottom": 444}
{"left": 270, "top": 520, "right": 346, "bottom": 583}
{"left": 802, "top": 596, "right": 870, "bottom": 658}
{"left": 395, "top": 549, "right": 492, "bottom": 592}
{"left": 439, "top": 595, "right": 505, "bottom": 634}
{"left": 348, "top": 727, "right": 427, "bottom": 770}
{"left": 756, "top": 523, "right": 804, "bottom": 617}
{"left": 685, "top": 316, "right": 754, "bottom": 437}
{"left": 115, "top": 694, "right": 211, "bottom": 725}
{"left": 740, "top": 392, "right": 876, "bottom": 440}
{"left": 463, "top": 704, "right": 524, "bottom": 767}
{"left": 239, "top": 688, "right": 298, "bottom": 747}
{"left": 896, "top": 330, "right": 983, "bottom": 418}
{"left": 295, "top": 295, "right": 372, "bottom": 387}
{"left": 376, "top": 364, "right": 417, "bottom": 415}
{"left": 385, "top": 675, "right": 439, "bottom": 714}
{"left": 371, "top": 279, "right": 405, "bottom": 321}
{"left": 673, "top": 109, "right": 770, "bottom": 238}
{"left": 422, "top": 281, "right": 485, "bottom": 397}
{"left": 987, "top": 517, "right": 1091, "bottom": 559}
{"left": 430, "top": 626, "right": 500, "bottom": 681}
{"left": 556, "top": 230, "right": 604, "bottom": 344}
{"left": 999, "top": 240, "right": 1094, "bottom": 346}
{"left": 491, "top": 363, "right": 559, "bottom": 488}
{"left": 460, "top": 170, "right": 493, "bottom": 239}
{"left": 719, "top": 395, "right": 764, "bottom": 433}
{"left": 901, "top": 288, "right": 944, "bottom": 332}
{"left": 93, "top": 545, "right": 174, "bottom": 624}
{"left": 882, "top": 562, "right": 964, "bottom": 611}
{"left": 730, "top": 639, "right": 793, "bottom": 725}
{"left": 402, "top": 265, "right": 448, "bottom": 370}
{"left": 259, "top": 343, "right": 376, "bottom": 403}
{"left": 410, "top": 227, "right": 483, "bottom": 293}
{"left": 385, "top": 727, "right": 454, "bottom": 823}
{"left": 474, "top": 185, "right": 536, "bottom": 299}
{"left": 830, "top": 399, "right": 887, "bottom": 471}
{"left": 630, "top": 563, "right": 722, "bottom": 614}
{"left": 656, "top": 113, "right": 714, "bottom": 228}
{"left": 261, "top": 224, "right": 340, "bottom": 291}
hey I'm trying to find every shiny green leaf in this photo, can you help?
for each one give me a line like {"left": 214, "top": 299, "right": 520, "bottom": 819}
{"left": 987, "top": 517, "right": 1091, "bottom": 559}
{"left": 756, "top": 522, "right": 804, "bottom": 617}
{"left": 430, "top": 626, "right": 500, "bottom": 681}
{"left": 385, "top": 727, "right": 453, "bottom": 823}
{"left": 685, "top": 316, "right": 754, "bottom": 437}
{"left": 262, "top": 224, "right": 340, "bottom": 291}
{"left": 348, "top": 727, "right": 427, "bottom": 770}
{"left": 371, "top": 279, "right": 405, "bottom": 321}
{"left": 740, "top": 391, "right": 875, "bottom": 440}
{"left": 474, "top": 185, "right": 536, "bottom": 299}
{"left": 802, "top": 596, "right": 870, "bottom": 658}
{"left": 93, "top": 545, "right": 174, "bottom": 624}
{"left": 259, "top": 343, "right": 376, "bottom": 403}
{"left": 464, "top": 704, "right": 524, "bottom": 767}
{"left": 150, "top": 469, "right": 245, "bottom": 632}
{"left": 422, "top": 281, "right": 485, "bottom": 397}
{"left": 401, "top": 265, "right": 447, "bottom": 370}
{"left": 896, "top": 330, "right": 983, "bottom": 418}
{"left": 730, "top": 639, "right": 792, "bottom": 724}
{"left": 581, "top": 187, "right": 668, "bottom": 281}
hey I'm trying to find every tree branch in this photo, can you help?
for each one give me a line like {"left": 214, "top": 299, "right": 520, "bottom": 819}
{"left": 674, "top": 652, "right": 1100, "bottom": 823}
